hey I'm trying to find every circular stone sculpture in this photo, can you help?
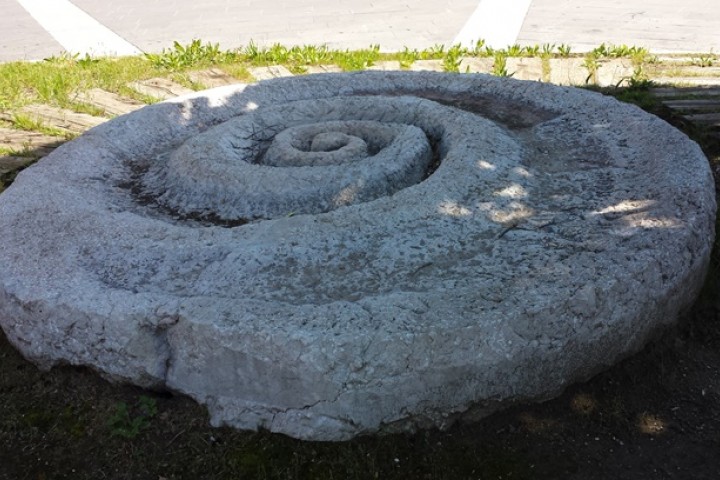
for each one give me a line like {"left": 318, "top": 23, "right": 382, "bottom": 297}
{"left": 0, "top": 72, "right": 715, "bottom": 441}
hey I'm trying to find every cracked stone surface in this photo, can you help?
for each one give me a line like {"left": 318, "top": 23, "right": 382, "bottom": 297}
{"left": 0, "top": 72, "right": 715, "bottom": 441}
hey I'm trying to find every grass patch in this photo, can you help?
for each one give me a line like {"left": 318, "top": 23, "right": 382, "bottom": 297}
{"left": 0, "top": 56, "right": 164, "bottom": 110}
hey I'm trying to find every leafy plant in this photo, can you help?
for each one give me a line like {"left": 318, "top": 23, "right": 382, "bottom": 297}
{"left": 628, "top": 66, "right": 652, "bottom": 87}
{"left": 12, "top": 113, "right": 69, "bottom": 137}
{"left": 243, "top": 40, "right": 262, "bottom": 60}
{"left": 473, "top": 39, "right": 487, "bottom": 55}
{"left": 420, "top": 44, "right": 445, "bottom": 60}
{"left": 145, "top": 39, "right": 227, "bottom": 69}
{"left": 288, "top": 44, "right": 331, "bottom": 65}
{"left": 443, "top": 44, "right": 466, "bottom": 72}
{"left": 592, "top": 43, "right": 611, "bottom": 58}
{"left": 692, "top": 54, "right": 716, "bottom": 67}
{"left": 42, "top": 51, "right": 80, "bottom": 65}
{"left": 492, "top": 52, "right": 510, "bottom": 77}
{"left": 582, "top": 52, "right": 601, "bottom": 84}
{"left": 333, "top": 45, "right": 380, "bottom": 71}
{"left": 592, "top": 43, "right": 650, "bottom": 60}
{"left": 523, "top": 44, "right": 540, "bottom": 57}
{"left": 557, "top": 44, "right": 572, "bottom": 57}
{"left": 265, "top": 43, "right": 290, "bottom": 64}
{"left": 77, "top": 53, "right": 100, "bottom": 67}
{"left": 108, "top": 395, "right": 158, "bottom": 439}
{"left": 506, "top": 44, "right": 524, "bottom": 57}
{"left": 398, "top": 47, "right": 420, "bottom": 69}
{"left": 541, "top": 43, "right": 556, "bottom": 57}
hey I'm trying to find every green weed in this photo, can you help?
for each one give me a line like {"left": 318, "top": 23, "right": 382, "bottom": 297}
{"left": 288, "top": 44, "right": 332, "bottom": 65}
{"left": 398, "top": 47, "right": 420, "bottom": 69}
{"left": 420, "top": 44, "right": 446, "bottom": 60}
{"left": 442, "top": 44, "right": 466, "bottom": 72}
{"left": 11, "top": 114, "right": 69, "bottom": 137}
{"left": 592, "top": 43, "right": 651, "bottom": 61}
{"left": 523, "top": 44, "right": 541, "bottom": 57}
{"left": 108, "top": 395, "right": 158, "bottom": 439}
{"left": 492, "top": 52, "right": 510, "bottom": 77}
{"left": 145, "top": 39, "right": 229, "bottom": 69}
{"left": 333, "top": 45, "right": 381, "bottom": 71}
{"left": 583, "top": 52, "right": 601, "bottom": 84}
{"left": 557, "top": 43, "right": 572, "bottom": 57}
{"left": 541, "top": 43, "right": 556, "bottom": 57}
{"left": 263, "top": 43, "right": 290, "bottom": 64}
{"left": 692, "top": 54, "right": 716, "bottom": 67}
{"left": 506, "top": 44, "right": 524, "bottom": 57}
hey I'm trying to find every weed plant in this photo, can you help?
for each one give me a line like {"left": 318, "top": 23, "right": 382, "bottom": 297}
{"left": 145, "top": 39, "right": 233, "bottom": 69}
{"left": 442, "top": 44, "right": 466, "bottom": 72}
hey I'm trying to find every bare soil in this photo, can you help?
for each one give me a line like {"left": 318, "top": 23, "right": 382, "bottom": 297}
{"left": 1, "top": 91, "right": 719, "bottom": 480}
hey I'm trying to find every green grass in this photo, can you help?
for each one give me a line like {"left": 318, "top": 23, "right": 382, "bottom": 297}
{"left": 0, "top": 55, "right": 163, "bottom": 110}
{"left": 0, "top": 39, "right": 706, "bottom": 114}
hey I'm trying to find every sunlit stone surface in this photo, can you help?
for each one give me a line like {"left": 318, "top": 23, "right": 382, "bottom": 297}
{"left": 0, "top": 72, "right": 715, "bottom": 440}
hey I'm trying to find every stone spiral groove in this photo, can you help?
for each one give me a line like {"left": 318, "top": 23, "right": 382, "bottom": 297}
{"left": 0, "top": 72, "right": 715, "bottom": 441}
{"left": 141, "top": 96, "right": 445, "bottom": 220}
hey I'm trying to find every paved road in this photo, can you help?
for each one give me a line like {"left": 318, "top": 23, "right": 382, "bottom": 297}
{"left": 2, "top": 0, "right": 719, "bottom": 62}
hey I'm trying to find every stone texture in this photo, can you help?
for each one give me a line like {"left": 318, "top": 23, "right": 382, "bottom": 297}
{"left": 459, "top": 57, "right": 494, "bottom": 74}
{"left": 366, "top": 61, "right": 401, "bottom": 71}
{"left": 506, "top": 58, "right": 544, "bottom": 81}
{"left": 549, "top": 58, "right": 589, "bottom": 85}
{"left": 408, "top": 59, "right": 444, "bottom": 72}
{"left": 0, "top": 72, "right": 715, "bottom": 441}
{"left": 596, "top": 59, "right": 636, "bottom": 87}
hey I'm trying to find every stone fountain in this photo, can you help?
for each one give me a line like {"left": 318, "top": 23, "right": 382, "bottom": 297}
{"left": 0, "top": 72, "right": 715, "bottom": 440}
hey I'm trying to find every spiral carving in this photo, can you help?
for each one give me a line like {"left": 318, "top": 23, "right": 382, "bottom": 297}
{"left": 143, "top": 97, "right": 443, "bottom": 220}
{"left": 0, "top": 72, "right": 714, "bottom": 441}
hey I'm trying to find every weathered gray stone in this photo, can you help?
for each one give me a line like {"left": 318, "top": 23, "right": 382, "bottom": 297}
{"left": 0, "top": 72, "right": 715, "bottom": 441}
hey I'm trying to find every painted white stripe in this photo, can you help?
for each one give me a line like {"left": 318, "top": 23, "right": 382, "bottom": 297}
{"left": 453, "top": 0, "right": 534, "bottom": 50}
{"left": 16, "top": 0, "right": 142, "bottom": 57}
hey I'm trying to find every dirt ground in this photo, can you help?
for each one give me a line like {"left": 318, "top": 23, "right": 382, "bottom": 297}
{"left": 1, "top": 95, "right": 719, "bottom": 480}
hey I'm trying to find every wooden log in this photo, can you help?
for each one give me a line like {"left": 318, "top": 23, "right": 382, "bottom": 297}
{"left": 650, "top": 87, "right": 720, "bottom": 98}
{"left": 186, "top": 68, "right": 239, "bottom": 88}
{"left": 128, "top": 78, "right": 194, "bottom": 100}
{"left": 305, "top": 65, "right": 343, "bottom": 74}
{"left": 248, "top": 65, "right": 294, "bottom": 81}
{"left": 74, "top": 88, "right": 145, "bottom": 117}
{"left": 683, "top": 112, "right": 720, "bottom": 126}
{"left": 651, "top": 77, "right": 720, "bottom": 88}
{"left": 662, "top": 99, "right": 720, "bottom": 112}
{"left": 3, "top": 105, "right": 105, "bottom": 134}
{"left": 0, "top": 127, "right": 65, "bottom": 155}
{"left": 0, "top": 155, "right": 38, "bottom": 174}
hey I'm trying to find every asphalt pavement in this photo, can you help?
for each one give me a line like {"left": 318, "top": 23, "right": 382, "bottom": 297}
{"left": 2, "top": 0, "right": 719, "bottom": 62}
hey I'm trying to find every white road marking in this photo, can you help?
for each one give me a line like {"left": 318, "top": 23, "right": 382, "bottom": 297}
{"left": 16, "top": 0, "right": 141, "bottom": 57}
{"left": 453, "top": 0, "right": 534, "bottom": 49}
